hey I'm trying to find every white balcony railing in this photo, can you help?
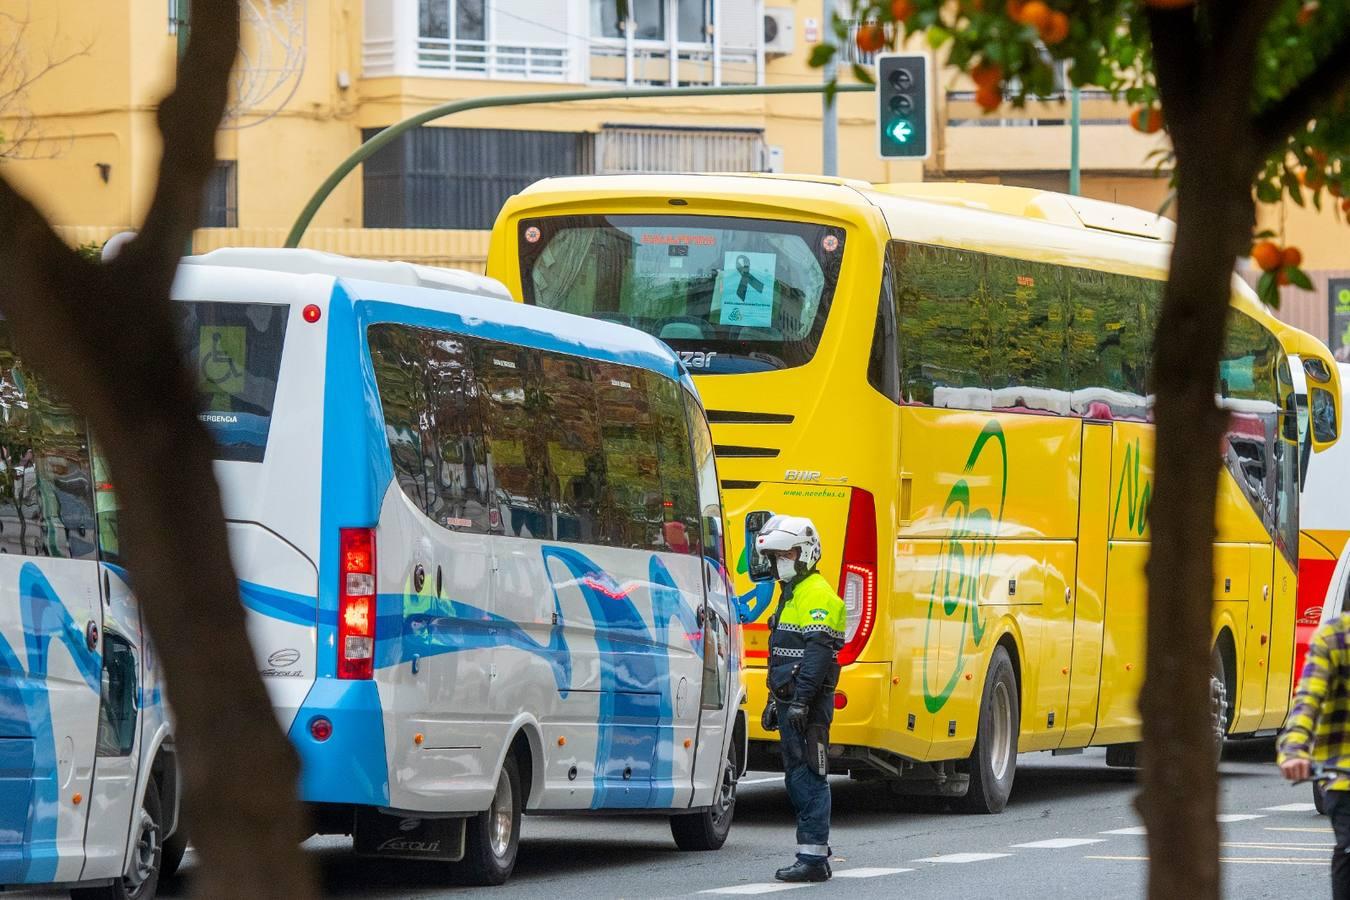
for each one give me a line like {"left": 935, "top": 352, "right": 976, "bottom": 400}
{"left": 415, "top": 37, "right": 570, "bottom": 80}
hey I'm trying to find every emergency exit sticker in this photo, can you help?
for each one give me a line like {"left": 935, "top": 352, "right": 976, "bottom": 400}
{"left": 718, "top": 251, "right": 776, "bottom": 328}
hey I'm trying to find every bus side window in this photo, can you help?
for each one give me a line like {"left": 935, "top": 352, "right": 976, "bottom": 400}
{"left": 684, "top": 391, "right": 727, "bottom": 710}
{"left": 473, "top": 340, "right": 553, "bottom": 540}
{"left": 96, "top": 632, "right": 138, "bottom": 758}
{"left": 647, "top": 377, "right": 700, "bottom": 556}
{"left": 593, "top": 363, "right": 665, "bottom": 551}
{"left": 866, "top": 254, "right": 899, "bottom": 404}
{"left": 538, "top": 351, "right": 606, "bottom": 545}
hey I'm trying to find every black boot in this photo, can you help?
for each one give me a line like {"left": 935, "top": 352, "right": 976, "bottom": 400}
{"left": 774, "top": 859, "right": 831, "bottom": 883}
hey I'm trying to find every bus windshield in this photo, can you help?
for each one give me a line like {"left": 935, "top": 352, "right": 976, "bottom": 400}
{"left": 517, "top": 214, "right": 846, "bottom": 374}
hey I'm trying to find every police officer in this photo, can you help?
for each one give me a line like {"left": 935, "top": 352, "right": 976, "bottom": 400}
{"left": 756, "top": 515, "right": 846, "bottom": 883}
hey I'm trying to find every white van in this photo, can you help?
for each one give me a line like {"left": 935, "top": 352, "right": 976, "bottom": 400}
{"left": 0, "top": 325, "right": 180, "bottom": 897}
{"left": 174, "top": 249, "right": 747, "bottom": 885}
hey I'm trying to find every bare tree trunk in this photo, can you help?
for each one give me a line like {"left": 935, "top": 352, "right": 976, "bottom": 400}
{"left": 0, "top": 2, "right": 315, "bottom": 897}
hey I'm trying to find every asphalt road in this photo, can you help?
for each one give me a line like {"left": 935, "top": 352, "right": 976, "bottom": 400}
{"left": 23, "top": 740, "right": 1335, "bottom": 899}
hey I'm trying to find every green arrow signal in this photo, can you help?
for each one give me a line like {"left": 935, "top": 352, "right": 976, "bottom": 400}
{"left": 888, "top": 118, "right": 914, "bottom": 143}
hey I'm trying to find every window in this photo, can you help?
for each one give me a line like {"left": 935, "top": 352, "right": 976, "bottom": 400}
{"left": 867, "top": 256, "right": 900, "bottom": 403}
{"left": 539, "top": 352, "right": 606, "bottom": 544}
{"left": 368, "top": 324, "right": 493, "bottom": 534}
{"left": 594, "top": 364, "right": 663, "bottom": 550}
{"left": 677, "top": 0, "right": 710, "bottom": 42}
{"left": 685, "top": 391, "right": 723, "bottom": 567}
{"left": 362, "top": 127, "right": 593, "bottom": 230}
{"left": 200, "top": 161, "right": 237, "bottom": 228}
{"left": 96, "top": 633, "right": 138, "bottom": 758}
{"left": 0, "top": 321, "right": 97, "bottom": 560}
{"left": 179, "top": 302, "right": 289, "bottom": 463}
{"left": 474, "top": 341, "right": 552, "bottom": 539}
{"left": 648, "top": 376, "right": 700, "bottom": 555}
{"left": 893, "top": 240, "right": 1162, "bottom": 419}
{"left": 592, "top": 0, "right": 665, "bottom": 40}
{"left": 520, "top": 214, "right": 846, "bottom": 374}
{"left": 420, "top": 0, "right": 486, "bottom": 42}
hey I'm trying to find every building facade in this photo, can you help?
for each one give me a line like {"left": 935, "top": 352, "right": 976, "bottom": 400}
{"left": 2, "top": 0, "right": 1345, "bottom": 343}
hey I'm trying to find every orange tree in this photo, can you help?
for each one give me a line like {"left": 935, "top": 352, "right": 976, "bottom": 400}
{"left": 814, "top": 2, "right": 1350, "bottom": 898}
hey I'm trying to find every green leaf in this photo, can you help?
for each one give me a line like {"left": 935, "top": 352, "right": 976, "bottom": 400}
{"left": 824, "top": 80, "right": 839, "bottom": 106}
{"left": 808, "top": 43, "right": 837, "bottom": 68}
{"left": 1256, "top": 180, "right": 1282, "bottom": 204}
{"left": 1283, "top": 168, "right": 1305, "bottom": 206}
{"left": 1253, "top": 229, "right": 1277, "bottom": 239}
{"left": 926, "top": 25, "right": 951, "bottom": 49}
{"left": 1289, "top": 267, "right": 1314, "bottom": 291}
{"left": 852, "top": 63, "right": 876, "bottom": 85}
{"left": 1257, "top": 270, "right": 1278, "bottom": 307}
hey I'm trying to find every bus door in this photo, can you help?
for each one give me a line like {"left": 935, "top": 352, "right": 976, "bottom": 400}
{"left": 0, "top": 350, "right": 103, "bottom": 885}
{"left": 79, "top": 473, "right": 150, "bottom": 882}
{"left": 1061, "top": 421, "right": 1111, "bottom": 748}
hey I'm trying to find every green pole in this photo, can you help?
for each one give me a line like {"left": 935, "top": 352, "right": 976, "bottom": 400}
{"left": 285, "top": 82, "right": 874, "bottom": 248}
{"left": 1069, "top": 85, "right": 1081, "bottom": 196}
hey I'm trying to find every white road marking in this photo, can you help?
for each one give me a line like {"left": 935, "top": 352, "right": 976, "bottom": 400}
{"left": 1261, "top": 803, "right": 1319, "bottom": 813}
{"left": 1011, "top": 838, "right": 1106, "bottom": 849}
{"left": 1100, "top": 826, "right": 1147, "bottom": 835}
{"left": 1222, "top": 842, "right": 1331, "bottom": 852}
{"left": 1267, "top": 826, "right": 1335, "bottom": 834}
{"left": 1087, "top": 855, "right": 1326, "bottom": 866}
{"left": 832, "top": 868, "right": 913, "bottom": 878}
{"left": 1217, "top": 814, "right": 1266, "bottom": 823}
{"left": 699, "top": 885, "right": 810, "bottom": 895}
{"left": 914, "top": 852, "right": 1012, "bottom": 864}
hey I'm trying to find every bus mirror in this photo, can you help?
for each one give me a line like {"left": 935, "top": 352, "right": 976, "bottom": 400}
{"left": 744, "top": 510, "right": 775, "bottom": 583}
{"left": 1312, "top": 387, "right": 1339, "bottom": 448}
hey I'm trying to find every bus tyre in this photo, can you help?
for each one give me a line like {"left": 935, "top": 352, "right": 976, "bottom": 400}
{"left": 461, "top": 754, "right": 522, "bottom": 886}
{"left": 959, "top": 646, "right": 1019, "bottom": 814}
{"left": 671, "top": 746, "right": 739, "bottom": 851}
{"left": 1210, "top": 646, "right": 1230, "bottom": 763}
{"left": 71, "top": 778, "right": 162, "bottom": 900}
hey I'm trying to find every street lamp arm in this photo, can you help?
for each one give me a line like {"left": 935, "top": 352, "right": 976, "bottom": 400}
{"left": 283, "top": 82, "right": 874, "bottom": 249}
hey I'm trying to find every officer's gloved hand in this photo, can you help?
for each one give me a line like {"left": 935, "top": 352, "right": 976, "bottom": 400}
{"left": 785, "top": 702, "right": 809, "bottom": 733}
{"left": 761, "top": 701, "right": 779, "bottom": 732}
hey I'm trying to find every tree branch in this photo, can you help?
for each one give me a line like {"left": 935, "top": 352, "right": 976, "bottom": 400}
{"left": 1208, "top": 0, "right": 1281, "bottom": 71}
{"left": 1253, "top": 29, "right": 1350, "bottom": 155}
{"left": 124, "top": 0, "right": 238, "bottom": 283}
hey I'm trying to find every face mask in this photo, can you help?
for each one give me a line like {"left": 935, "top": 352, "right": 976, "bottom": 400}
{"left": 775, "top": 557, "right": 798, "bottom": 582}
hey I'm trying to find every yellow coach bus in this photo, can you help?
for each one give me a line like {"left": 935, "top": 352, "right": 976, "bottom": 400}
{"left": 485, "top": 175, "right": 1342, "bottom": 813}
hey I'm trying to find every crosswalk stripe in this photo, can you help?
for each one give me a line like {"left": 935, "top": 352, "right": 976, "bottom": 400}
{"left": 1266, "top": 826, "right": 1335, "bottom": 834}
{"left": 914, "top": 852, "right": 1012, "bottom": 864}
{"left": 1100, "top": 826, "right": 1147, "bottom": 835}
{"left": 1261, "top": 803, "right": 1319, "bottom": 813}
{"left": 699, "top": 885, "right": 810, "bottom": 895}
{"left": 1012, "top": 838, "right": 1106, "bottom": 849}
{"left": 1217, "top": 814, "right": 1266, "bottom": 823}
{"left": 1086, "top": 855, "right": 1327, "bottom": 866}
{"left": 833, "top": 868, "right": 913, "bottom": 878}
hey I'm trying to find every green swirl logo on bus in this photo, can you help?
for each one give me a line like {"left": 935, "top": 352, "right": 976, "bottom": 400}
{"left": 922, "top": 421, "right": 1007, "bottom": 714}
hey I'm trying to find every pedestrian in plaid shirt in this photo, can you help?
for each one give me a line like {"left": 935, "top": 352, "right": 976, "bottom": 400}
{"left": 1279, "top": 613, "right": 1350, "bottom": 900}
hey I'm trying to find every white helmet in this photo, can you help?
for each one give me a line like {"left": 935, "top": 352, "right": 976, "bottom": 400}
{"left": 755, "top": 514, "right": 822, "bottom": 577}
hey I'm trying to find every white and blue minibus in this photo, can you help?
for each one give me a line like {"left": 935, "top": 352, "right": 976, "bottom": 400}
{"left": 173, "top": 249, "right": 747, "bottom": 885}
{"left": 0, "top": 326, "right": 179, "bottom": 897}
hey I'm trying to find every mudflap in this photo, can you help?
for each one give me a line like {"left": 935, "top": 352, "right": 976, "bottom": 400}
{"left": 353, "top": 808, "right": 467, "bottom": 862}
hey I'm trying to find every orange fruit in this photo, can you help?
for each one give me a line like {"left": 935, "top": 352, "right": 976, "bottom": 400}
{"left": 1006, "top": 0, "right": 1026, "bottom": 18}
{"left": 971, "top": 62, "right": 1003, "bottom": 90}
{"left": 1299, "top": 169, "right": 1325, "bottom": 190}
{"left": 1342, "top": 198, "right": 1350, "bottom": 214}
{"left": 1297, "top": 2, "right": 1319, "bottom": 26}
{"left": 855, "top": 23, "right": 886, "bottom": 53}
{"left": 1130, "top": 106, "right": 1164, "bottom": 134}
{"left": 1282, "top": 246, "right": 1303, "bottom": 268}
{"left": 1041, "top": 11, "right": 1070, "bottom": 44}
{"left": 976, "top": 83, "right": 1002, "bottom": 112}
{"left": 1251, "top": 240, "right": 1283, "bottom": 272}
{"left": 1018, "top": 0, "right": 1051, "bottom": 29}
{"left": 891, "top": 0, "right": 916, "bottom": 21}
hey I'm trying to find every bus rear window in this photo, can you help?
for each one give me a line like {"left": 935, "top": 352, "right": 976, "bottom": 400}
{"left": 178, "top": 302, "right": 288, "bottom": 463}
{"left": 518, "top": 215, "right": 845, "bottom": 373}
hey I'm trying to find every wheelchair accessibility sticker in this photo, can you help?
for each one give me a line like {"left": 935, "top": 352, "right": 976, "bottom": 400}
{"left": 198, "top": 326, "right": 246, "bottom": 400}
{"left": 718, "top": 251, "right": 776, "bottom": 328}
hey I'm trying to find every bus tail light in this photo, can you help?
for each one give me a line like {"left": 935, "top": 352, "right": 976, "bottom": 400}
{"left": 838, "top": 488, "right": 877, "bottom": 667}
{"left": 338, "top": 527, "right": 376, "bottom": 680}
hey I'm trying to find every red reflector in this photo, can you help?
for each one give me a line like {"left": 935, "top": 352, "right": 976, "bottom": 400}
{"left": 834, "top": 691, "right": 848, "bottom": 710}
{"left": 309, "top": 716, "right": 333, "bottom": 742}
{"left": 302, "top": 304, "right": 322, "bottom": 323}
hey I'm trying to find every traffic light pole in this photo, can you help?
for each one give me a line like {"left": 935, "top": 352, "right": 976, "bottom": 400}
{"left": 822, "top": 0, "right": 838, "bottom": 176}
{"left": 284, "top": 83, "right": 873, "bottom": 249}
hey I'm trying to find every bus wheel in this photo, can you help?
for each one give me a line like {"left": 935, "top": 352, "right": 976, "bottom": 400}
{"left": 161, "top": 827, "right": 188, "bottom": 879}
{"left": 71, "top": 778, "right": 162, "bottom": 900}
{"left": 671, "top": 746, "right": 739, "bottom": 851}
{"left": 959, "top": 646, "right": 1019, "bottom": 814}
{"left": 1210, "top": 647, "right": 1230, "bottom": 763}
{"left": 461, "top": 755, "right": 522, "bottom": 885}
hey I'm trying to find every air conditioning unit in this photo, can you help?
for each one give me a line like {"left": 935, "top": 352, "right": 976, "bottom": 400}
{"left": 764, "top": 7, "right": 795, "bottom": 56}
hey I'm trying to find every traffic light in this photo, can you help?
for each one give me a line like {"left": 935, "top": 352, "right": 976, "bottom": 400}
{"left": 876, "top": 53, "right": 931, "bottom": 160}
